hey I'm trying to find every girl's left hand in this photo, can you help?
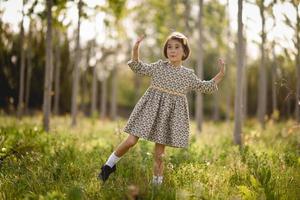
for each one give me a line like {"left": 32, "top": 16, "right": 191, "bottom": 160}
{"left": 218, "top": 58, "right": 226, "bottom": 75}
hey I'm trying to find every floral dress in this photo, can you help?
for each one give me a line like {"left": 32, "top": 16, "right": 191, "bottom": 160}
{"left": 123, "top": 59, "right": 218, "bottom": 148}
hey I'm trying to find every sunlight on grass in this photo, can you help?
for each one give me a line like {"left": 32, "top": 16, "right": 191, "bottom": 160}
{"left": 0, "top": 115, "right": 299, "bottom": 199}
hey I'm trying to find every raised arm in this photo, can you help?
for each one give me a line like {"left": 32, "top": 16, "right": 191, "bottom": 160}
{"left": 127, "top": 35, "right": 160, "bottom": 77}
{"left": 132, "top": 35, "right": 145, "bottom": 61}
{"left": 211, "top": 58, "right": 225, "bottom": 84}
{"left": 189, "top": 58, "right": 225, "bottom": 94}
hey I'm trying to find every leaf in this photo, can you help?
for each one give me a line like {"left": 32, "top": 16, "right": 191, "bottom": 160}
{"left": 250, "top": 175, "right": 260, "bottom": 189}
{"left": 237, "top": 185, "right": 256, "bottom": 199}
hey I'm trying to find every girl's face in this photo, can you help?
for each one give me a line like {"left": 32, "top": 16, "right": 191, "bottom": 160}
{"left": 166, "top": 39, "right": 185, "bottom": 63}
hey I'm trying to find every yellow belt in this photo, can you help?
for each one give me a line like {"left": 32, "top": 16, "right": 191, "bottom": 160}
{"left": 149, "top": 85, "right": 185, "bottom": 97}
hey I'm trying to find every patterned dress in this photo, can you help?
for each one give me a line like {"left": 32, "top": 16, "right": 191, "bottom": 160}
{"left": 123, "top": 59, "right": 218, "bottom": 148}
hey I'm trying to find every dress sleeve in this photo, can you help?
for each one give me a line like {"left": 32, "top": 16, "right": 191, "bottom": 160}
{"left": 127, "top": 59, "right": 160, "bottom": 77}
{"left": 188, "top": 70, "right": 218, "bottom": 94}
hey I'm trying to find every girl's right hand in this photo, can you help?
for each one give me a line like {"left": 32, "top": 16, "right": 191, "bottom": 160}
{"left": 133, "top": 35, "right": 146, "bottom": 49}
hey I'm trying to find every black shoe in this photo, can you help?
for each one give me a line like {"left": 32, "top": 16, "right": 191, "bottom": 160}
{"left": 98, "top": 164, "right": 116, "bottom": 182}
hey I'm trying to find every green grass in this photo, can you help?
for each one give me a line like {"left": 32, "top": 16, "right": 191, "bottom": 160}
{"left": 0, "top": 115, "right": 299, "bottom": 199}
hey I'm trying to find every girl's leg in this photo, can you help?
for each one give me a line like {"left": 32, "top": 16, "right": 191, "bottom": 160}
{"left": 105, "top": 135, "right": 139, "bottom": 167}
{"left": 114, "top": 135, "right": 139, "bottom": 157}
{"left": 153, "top": 143, "right": 165, "bottom": 185}
{"left": 99, "top": 135, "right": 139, "bottom": 181}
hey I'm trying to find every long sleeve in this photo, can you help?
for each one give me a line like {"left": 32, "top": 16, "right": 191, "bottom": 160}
{"left": 188, "top": 71, "right": 218, "bottom": 94}
{"left": 127, "top": 59, "right": 161, "bottom": 77}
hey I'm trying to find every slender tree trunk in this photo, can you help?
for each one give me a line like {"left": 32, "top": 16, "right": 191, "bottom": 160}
{"left": 295, "top": 4, "right": 300, "bottom": 122}
{"left": 100, "top": 78, "right": 107, "bottom": 119}
{"left": 91, "top": 62, "right": 98, "bottom": 116}
{"left": 25, "top": 20, "right": 32, "bottom": 114}
{"left": 183, "top": 0, "right": 191, "bottom": 33}
{"left": 17, "top": 1, "right": 26, "bottom": 118}
{"left": 225, "top": 0, "right": 232, "bottom": 123}
{"left": 196, "top": 0, "right": 204, "bottom": 133}
{"left": 233, "top": 0, "right": 244, "bottom": 146}
{"left": 213, "top": 94, "right": 220, "bottom": 121}
{"left": 110, "top": 67, "right": 118, "bottom": 120}
{"left": 71, "top": 0, "right": 82, "bottom": 127}
{"left": 257, "top": 0, "right": 267, "bottom": 128}
{"left": 81, "top": 44, "right": 91, "bottom": 115}
{"left": 53, "top": 39, "right": 61, "bottom": 115}
{"left": 271, "top": 42, "right": 277, "bottom": 115}
{"left": 43, "top": 0, "right": 53, "bottom": 132}
{"left": 25, "top": 47, "right": 32, "bottom": 114}
{"left": 242, "top": 39, "right": 247, "bottom": 122}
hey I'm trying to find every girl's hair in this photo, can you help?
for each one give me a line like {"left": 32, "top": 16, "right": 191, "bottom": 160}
{"left": 163, "top": 32, "right": 190, "bottom": 61}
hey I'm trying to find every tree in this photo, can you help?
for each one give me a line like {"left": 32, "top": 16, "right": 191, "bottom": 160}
{"left": 43, "top": 0, "right": 53, "bottom": 131}
{"left": 196, "top": 0, "right": 204, "bottom": 133}
{"left": 233, "top": 0, "right": 244, "bottom": 146}
{"left": 17, "top": 0, "right": 26, "bottom": 118}
{"left": 106, "top": 0, "right": 128, "bottom": 120}
{"left": 256, "top": 0, "right": 268, "bottom": 128}
{"left": 71, "top": 0, "right": 82, "bottom": 127}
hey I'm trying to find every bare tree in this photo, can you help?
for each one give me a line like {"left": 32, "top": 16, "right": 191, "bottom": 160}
{"left": 110, "top": 66, "right": 118, "bottom": 120}
{"left": 43, "top": 0, "right": 53, "bottom": 131}
{"left": 225, "top": 0, "right": 232, "bottom": 123}
{"left": 196, "top": 0, "right": 204, "bottom": 133}
{"left": 271, "top": 42, "right": 277, "bottom": 115}
{"left": 17, "top": 0, "right": 26, "bottom": 118}
{"left": 90, "top": 47, "right": 98, "bottom": 117}
{"left": 71, "top": 0, "right": 82, "bottom": 127}
{"left": 233, "top": 0, "right": 244, "bottom": 146}
{"left": 256, "top": 0, "right": 267, "bottom": 128}
{"left": 100, "top": 77, "right": 107, "bottom": 120}
{"left": 53, "top": 33, "right": 61, "bottom": 115}
{"left": 25, "top": 21, "right": 33, "bottom": 114}
{"left": 243, "top": 38, "right": 248, "bottom": 122}
{"left": 294, "top": 1, "right": 300, "bottom": 122}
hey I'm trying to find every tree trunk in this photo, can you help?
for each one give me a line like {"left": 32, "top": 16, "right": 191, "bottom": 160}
{"left": 271, "top": 42, "right": 277, "bottom": 116}
{"left": 295, "top": 4, "right": 300, "bottom": 122}
{"left": 81, "top": 44, "right": 91, "bottom": 115}
{"left": 257, "top": 0, "right": 267, "bottom": 128}
{"left": 17, "top": 1, "right": 26, "bottom": 118}
{"left": 183, "top": 0, "right": 191, "bottom": 33}
{"left": 25, "top": 46, "right": 32, "bottom": 114}
{"left": 233, "top": 0, "right": 244, "bottom": 146}
{"left": 100, "top": 78, "right": 107, "bottom": 119}
{"left": 242, "top": 39, "right": 247, "bottom": 122}
{"left": 213, "top": 94, "right": 220, "bottom": 121}
{"left": 25, "top": 21, "right": 32, "bottom": 114}
{"left": 110, "top": 67, "right": 118, "bottom": 120}
{"left": 71, "top": 0, "right": 82, "bottom": 127}
{"left": 53, "top": 39, "right": 61, "bottom": 115}
{"left": 43, "top": 0, "right": 53, "bottom": 132}
{"left": 225, "top": 0, "right": 232, "bottom": 123}
{"left": 91, "top": 62, "right": 98, "bottom": 117}
{"left": 196, "top": 0, "right": 204, "bottom": 133}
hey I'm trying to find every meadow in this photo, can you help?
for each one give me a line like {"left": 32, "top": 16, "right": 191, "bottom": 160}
{"left": 0, "top": 115, "right": 299, "bottom": 200}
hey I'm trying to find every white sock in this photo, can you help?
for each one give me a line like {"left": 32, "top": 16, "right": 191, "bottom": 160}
{"left": 105, "top": 152, "right": 121, "bottom": 168}
{"left": 152, "top": 175, "right": 163, "bottom": 185}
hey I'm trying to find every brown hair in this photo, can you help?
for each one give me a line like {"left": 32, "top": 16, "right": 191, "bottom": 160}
{"left": 163, "top": 32, "right": 190, "bottom": 61}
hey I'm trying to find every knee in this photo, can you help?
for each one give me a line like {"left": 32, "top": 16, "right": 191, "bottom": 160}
{"left": 126, "top": 137, "right": 138, "bottom": 148}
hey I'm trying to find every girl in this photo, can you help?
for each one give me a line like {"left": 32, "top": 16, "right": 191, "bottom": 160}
{"left": 98, "top": 32, "right": 225, "bottom": 185}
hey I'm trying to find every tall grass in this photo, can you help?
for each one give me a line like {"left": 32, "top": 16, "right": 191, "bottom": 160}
{"left": 0, "top": 116, "right": 299, "bottom": 199}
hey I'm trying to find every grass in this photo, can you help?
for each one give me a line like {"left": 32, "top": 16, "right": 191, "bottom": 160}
{"left": 0, "top": 115, "right": 299, "bottom": 199}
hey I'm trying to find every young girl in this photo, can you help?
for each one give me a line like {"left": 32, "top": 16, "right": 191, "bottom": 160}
{"left": 98, "top": 32, "right": 225, "bottom": 185}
